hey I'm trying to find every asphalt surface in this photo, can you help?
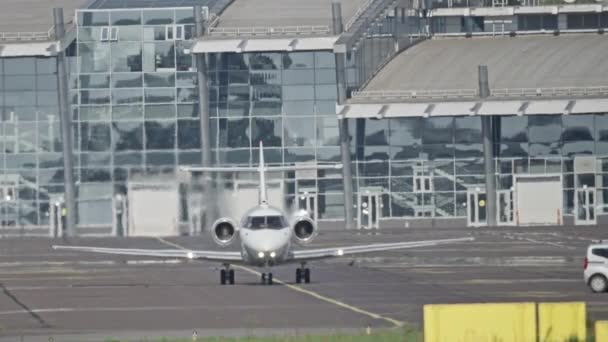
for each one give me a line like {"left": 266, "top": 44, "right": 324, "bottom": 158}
{"left": 0, "top": 226, "right": 606, "bottom": 341}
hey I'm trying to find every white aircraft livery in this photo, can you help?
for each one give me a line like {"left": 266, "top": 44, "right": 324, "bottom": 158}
{"left": 53, "top": 143, "right": 474, "bottom": 286}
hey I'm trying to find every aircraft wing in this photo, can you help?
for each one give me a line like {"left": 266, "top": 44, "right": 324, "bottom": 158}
{"left": 290, "top": 237, "right": 474, "bottom": 262}
{"left": 52, "top": 245, "right": 243, "bottom": 263}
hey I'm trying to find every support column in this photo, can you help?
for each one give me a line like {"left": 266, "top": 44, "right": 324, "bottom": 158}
{"left": 479, "top": 65, "right": 497, "bottom": 227}
{"left": 194, "top": 5, "right": 211, "bottom": 168}
{"left": 54, "top": 8, "right": 76, "bottom": 237}
{"left": 332, "top": 1, "right": 355, "bottom": 230}
{"left": 194, "top": 5, "right": 216, "bottom": 227}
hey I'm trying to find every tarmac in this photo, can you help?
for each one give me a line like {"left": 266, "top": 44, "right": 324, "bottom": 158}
{"left": 0, "top": 226, "right": 606, "bottom": 341}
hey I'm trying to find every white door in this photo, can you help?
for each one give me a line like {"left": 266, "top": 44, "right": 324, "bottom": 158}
{"left": 497, "top": 190, "right": 515, "bottom": 226}
{"left": 575, "top": 187, "right": 597, "bottom": 225}
{"left": 515, "top": 175, "right": 562, "bottom": 225}
{"left": 357, "top": 193, "right": 381, "bottom": 229}
{"left": 467, "top": 190, "right": 487, "bottom": 227}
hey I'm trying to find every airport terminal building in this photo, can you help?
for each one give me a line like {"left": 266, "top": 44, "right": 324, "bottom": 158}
{"left": 0, "top": 0, "right": 608, "bottom": 235}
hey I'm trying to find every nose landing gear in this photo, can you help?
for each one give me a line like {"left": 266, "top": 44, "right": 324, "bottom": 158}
{"left": 261, "top": 272, "right": 273, "bottom": 285}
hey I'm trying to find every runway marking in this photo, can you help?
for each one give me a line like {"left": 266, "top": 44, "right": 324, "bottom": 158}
{"left": 155, "top": 237, "right": 405, "bottom": 328}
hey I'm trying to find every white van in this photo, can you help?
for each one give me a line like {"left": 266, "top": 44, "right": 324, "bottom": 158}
{"left": 584, "top": 244, "right": 608, "bottom": 293}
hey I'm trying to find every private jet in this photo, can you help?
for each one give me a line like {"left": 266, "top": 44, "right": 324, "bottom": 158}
{"left": 53, "top": 143, "right": 473, "bottom": 285}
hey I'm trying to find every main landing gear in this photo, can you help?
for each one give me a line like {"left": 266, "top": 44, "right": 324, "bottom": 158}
{"left": 295, "top": 263, "right": 311, "bottom": 284}
{"left": 220, "top": 265, "right": 235, "bottom": 285}
{"left": 261, "top": 272, "right": 274, "bottom": 285}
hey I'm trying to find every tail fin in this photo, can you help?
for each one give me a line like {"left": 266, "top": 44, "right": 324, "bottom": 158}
{"left": 180, "top": 145, "right": 342, "bottom": 207}
{"left": 258, "top": 141, "right": 267, "bottom": 205}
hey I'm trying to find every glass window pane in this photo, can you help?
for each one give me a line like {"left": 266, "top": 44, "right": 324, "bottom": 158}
{"left": 498, "top": 116, "right": 528, "bottom": 143}
{"left": 112, "top": 42, "right": 142, "bottom": 72}
{"left": 143, "top": 42, "right": 175, "bottom": 72}
{"left": 283, "top": 85, "right": 314, "bottom": 100}
{"left": 79, "top": 43, "right": 110, "bottom": 73}
{"left": 317, "top": 117, "right": 339, "bottom": 146}
{"left": 562, "top": 114, "right": 594, "bottom": 141}
{"left": 113, "top": 105, "right": 143, "bottom": 120}
{"left": 79, "top": 11, "right": 110, "bottom": 26}
{"left": 145, "top": 121, "right": 175, "bottom": 149}
{"left": 111, "top": 10, "right": 142, "bottom": 25}
{"left": 282, "top": 70, "right": 314, "bottom": 85}
{"left": 390, "top": 118, "right": 422, "bottom": 146}
{"left": 178, "top": 119, "right": 200, "bottom": 149}
{"left": 145, "top": 88, "right": 175, "bottom": 103}
{"left": 423, "top": 117, "right": 454, "bottom": 144}
{"left": 145, "top": 104, "right": 176, "bottom": 119}
{"left": 218, "top": 118, "right": 250, "bottom": 148}
{"left": 283, "top": 53, "right": 314, "bottom": 69}
{"left": 4, "top": 58, "right": 35, "bottom": 75}
{"left": 80, "top": 122, "right": 111, "bottom": 151}
{"left": 112, "top": 89, "right": 143, "bottom": 105}
{"left": 144, "top": 73, "right": 176, "bottom": 87}
{"left": 80, "top": 74, "right": 110, "bottom": 88}
{"left": 143, "top": 9, "right": 174, "bottom": 25}
{"left": 315, "top": 52, "right": 335, "bottom": 68}
{"left": 454, "top": 116, "right": 482, "bottom": 143}
{"left": 112, "top": 73, "right": 143, "bottom": 88}
{"left": 528, "top": 115, "right": 561, "bottom": 143}
{"left": 5, "top": 76, "right": 35, "bottom": 90}
{"left": 363, "top": 119, "right": 389, "bottom": 146}
{"left": 283, "top": 101, "right": 314, "bottom": 116}
{"left": 80, "top": 106, "right": 110, "bottom": 121}
{"left": 252, "top": 117, "right": 282, "bottom": 147}
{"left": 80, "top": 90, "right": 110, "bottom": 104}
{"left": 285, "top": 117, "right": 315, "bottom": 147}
{"left": 249, "top": 53, "right": 281, "bottom": 70}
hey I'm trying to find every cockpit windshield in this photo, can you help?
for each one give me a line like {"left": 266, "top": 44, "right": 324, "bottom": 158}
{"left": 243, "top": 215, "right": 288, "bottom": 230}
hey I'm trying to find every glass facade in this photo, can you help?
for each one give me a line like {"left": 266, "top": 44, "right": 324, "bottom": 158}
{"left": 1, "top": 6, "right": 608, "bottom": 229}
{"left": 208, "top": 51, "right": 345, "bottom": 218}
{"left": 73, "top": 8, "right": 199, "bottom": 225}
{"left": 0, "top": 57, "right": 61, "bottom": 227}
{"left": 353, "top": 114, "right": 608, "bottom": 218}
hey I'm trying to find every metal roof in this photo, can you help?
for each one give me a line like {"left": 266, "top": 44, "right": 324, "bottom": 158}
{"left": 363, "top": 34, "right": 608, "bottom": 94}
{"left": 209, "top": 0, "right": 368, "bottom": 38}
{"left": 88, "top": 0, "right": 215, "bottom": 8}
{"left": 0, "top": 0, "right": 87, "bottom": 38}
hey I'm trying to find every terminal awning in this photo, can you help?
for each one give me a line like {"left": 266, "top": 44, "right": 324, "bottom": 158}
{"left": 192, "top": 36, "right": 338, "bottom": 53}
{"left": 341, "top": 99, "right": 608, "bottom": 118}
{"left": 0, "top": 41, "right": 58, "bottom": 57}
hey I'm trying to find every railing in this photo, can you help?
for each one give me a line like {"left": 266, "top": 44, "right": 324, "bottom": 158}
{"left": 352, "top": 86, "right": 608, "bottom": 101}
{"left": 352, "top": 89, "right": 479, "bottom": 100}
{"left": 345, "top": 0, "right": 376, "bottom": 32}
{"left": 430, "top": 0, "right": 602, "bottom": 8}
{"left": 207, "top": 25, "right": 331, "bottom": 37}
{"left": 0, "top": 28, "right": 54, "bottom": 42}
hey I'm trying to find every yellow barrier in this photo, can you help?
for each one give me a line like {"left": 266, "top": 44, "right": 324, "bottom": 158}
{"left": 595, "top": 321, "right": 608, "bottom": 342}
{"left": 537, "top": 302, "right": 586, "bottom": 342}
{"left": 424, "top": 302, "right": 536, "bottom": 342}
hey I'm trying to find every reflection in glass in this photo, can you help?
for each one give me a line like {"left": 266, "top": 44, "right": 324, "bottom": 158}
{"left": 284, "top": 117, "right": 315, "bottom": 147}
{"left": 112, "top": 122, "right": 143, "bottom": 151}
{"left": 252, "top": 118, "right": 282, "bottom": 147}
{"left": 145, "top": 121, "right": 175, "bottom": 150}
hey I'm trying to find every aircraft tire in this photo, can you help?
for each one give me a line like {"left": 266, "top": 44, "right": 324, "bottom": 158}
{"left": 220, "top": 269, "right": 226, "bottom": 285}
{"left": 268, "top": 273, "right": 273, "bottom": 285}
{"left": 296, "top": 269, "right": 302, "bottom": 284}
{"left": 229, "top": 269, "right": 235, "bottom": 285}
{"left": 304, "top": 268, "right": 311, "bottom": 284}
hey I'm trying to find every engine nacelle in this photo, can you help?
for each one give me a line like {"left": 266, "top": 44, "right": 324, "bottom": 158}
{"left": 211, "top": 218, "right": 238, "bottom": 247}
{"left": 291, "top": 213, "right": 317, "bottom": 246}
